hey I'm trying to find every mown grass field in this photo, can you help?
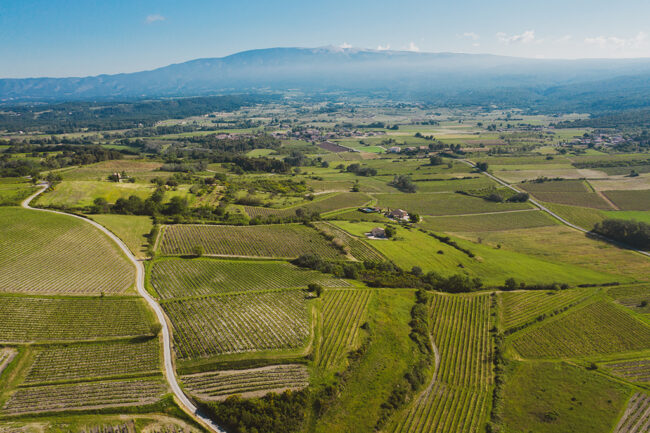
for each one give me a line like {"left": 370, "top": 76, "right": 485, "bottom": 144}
{"left": 36, "top": 180, "right": 155, "bottom": 208}
{"left": 391, "top": 293, "right": 493, "bottom": 433}
{"left": 511, "top": 301, "right": 650, "bottom": 358}
{"left": 332, "top": 221, "right": 620, "bottom": 286}
{"left": 90, "top": 214, "right": 153, "bottom": 259}
{"left": 162, "top": 289, "right": 312, "bottom": 359}
{"left": 0, "top": 296, "right": 154, "bottom": 342}
{"left": 150, "top": 258, "right": 347, "bottom": 299}
{"left": 374, "top": 192, "right": 532, "bottom": 216}
{"left": 159, "top": 223, "right": 345, "bottom": 259}
{"left": 501, "top": 361, "right": 631, "bottom": 433}
{"left": 419, "top": 210, "right": 557, "bottom": 232}
{"left": 0, "top": 179, "right": 37, "bottom": 206}
{"left": 0, "top": 207, "right": 135, "bottom": 295}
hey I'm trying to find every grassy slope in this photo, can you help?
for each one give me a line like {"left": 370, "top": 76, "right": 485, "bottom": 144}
{"left": 90, "top": 213, "right": 153, "bottom": 260}
{"left": 332, "top": 221, "right": 620, "bottom": 286}
{"left": 310, "top": 290, "right": 418, "bottom": 433}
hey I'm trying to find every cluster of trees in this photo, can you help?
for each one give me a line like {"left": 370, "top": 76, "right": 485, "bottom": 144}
{"left": 181, "top": 133, "right": 281, "bottom": 154}
{"left": 225, "top": 155, "right": 291, "bottom": 174}
{"left": 593, "top": 218, "right": 650, "bottom": 249}
{"left": 390, "top": 175, "right": 417, "bottom": 193}
{"left": 202, "top": 390, "right": 307, "bottom": 433}
{"left": 345, "top": 163, "right": 377, "bottom": 177}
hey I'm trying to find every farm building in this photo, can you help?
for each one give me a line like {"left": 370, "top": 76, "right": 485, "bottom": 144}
{"left": 369, "top": 227, "right": 386, "bottom": 238}
{"left": 388, "top": 209, "right": 409, "bottom": 221}
{"left": 387, "top": 146, "right": 401, "bottom": 153}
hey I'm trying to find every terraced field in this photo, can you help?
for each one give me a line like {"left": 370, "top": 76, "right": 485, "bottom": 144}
{"left": 392, "top": 294, "right": 492, "bottom": 433}
{"left": 159, "top": 224, "right": 344, "bottom": 259}
{"left": 512, "top": 301, "right": 650, "bottom": 358}
{"left": 374, "top": 192, "right": 531, "bottom": 216}
{"left": 313, "top": 222, "right": 384, "bottom": 262}
{"left": 23, "top": 339, "right": 160, "bottom": 385}
{"left": 1, "top": 378, "right": 167, "bottom": 415}
{"left": 500, "top": 288, "right": 593, "bottom": 332}
{"left": 317, "top": 289, "right": 372, "bottom": 369}
{"left": 613, "top": 393, "right": 650, "bottom": 433}
{"left": 151, "top": 258, "right": 347, "bottom": 299}
{"left": 603, "top": 359, "right": 650, "bottom": 383}
{"left": 0, "top": 207, "right": 134, "bottom": 295}
{"left": 182, "top": 364, "right": 309, "bottom": 400}
{"left": 0, "top": 296, "right": 153, "bottom": 342}
{"left": 420, "top": 210, "right": 556, "bottom": 233}
{"left": 244, "top": 192, "right": 370, "bottom": 218}
{"left": 162, "top": 290, "right": 312, "bottom": 359}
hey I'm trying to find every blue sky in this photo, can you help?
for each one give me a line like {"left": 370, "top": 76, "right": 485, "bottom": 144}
{"left": 2, "top": 0, "right": 650, "bottom": 77}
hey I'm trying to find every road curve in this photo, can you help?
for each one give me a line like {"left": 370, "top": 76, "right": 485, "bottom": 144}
{"left": 460, "top": 159, "right": 650, "bottom": 258}
{"left": 22, "top": 184, "right": 225, "bottom": 433}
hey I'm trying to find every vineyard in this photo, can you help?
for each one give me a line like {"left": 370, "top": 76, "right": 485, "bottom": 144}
{"left": 500, "top": 288, "right": 593, "bottom": 332}
{"left": 603, "top": 190, "right": 650, "bottom": 211}
{"left": 607, "top": 285, "right": 650, "bottom": 314}
{"left": 420, "top": 210, "right": 556, "bottom": 233}
{"left": 1, "top": 378, "right": 167, "bottom": 415}
{"left": 182, "top": 364, "right": 309, "bottom": 400}
{"left": 0, "top": 207, "right": 134, "bottom": 295}
{"left": 0, "top": 296, "right": 153, "bottom": 342}
{"left": 151, "top": 258, "right": 347, "bottom": 299}
{"left": 391, "top": 294, "right": 493, "bottom": 433}
{"left": 526, "top": 191, "right": 613, "bottom": 210}
{"left": 613, "top": 393, "right": 650, "bottom": 433}
{"left": 162, "top": 289, "right": 312, "bottom": 359}
{"left": 159, "top": 224, "right": 345, "bottom": 259}
{"left": 512, "top": 301, "right": 650, "bottom": 358}
{"left": 23, "top": 339, "right": 160, "bottom": 385}
{"left": 243, "top": 192, "right": 370, "bottom": 218}
{"left": 317, "top": 289, "right": 372, "bottom": 369}
{"left": 312, "top": 222, "right": 385, "bottom": 262}
{"left": 0, "top": 348, "right": 16, "bottom": 377}
{"left": 603, "top": 359, "right": 650, "bottom": 384}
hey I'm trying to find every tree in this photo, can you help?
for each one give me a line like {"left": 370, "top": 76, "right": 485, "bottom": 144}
{"left": 308, "top": 283, "right": 324, "bottom": 297}
{"left": 409, "top": 213, "right": 420, "bottom": 223}
{"left": 429, "top": 155, "right": 444, "bottom": 166}
{"left": 193, "top": 245, "right": 204, "bottom": 257}
{"left": 476, "top": 162, "right": 489, "bottom": 172}
{"left": 384, "top": 226, "right": 396, "bottom": 239}
{"left": 150, "top": 323, "right": 162, "bottom": 336}
{"left": 504, "top": 278, "right": 517, "bottom": 291}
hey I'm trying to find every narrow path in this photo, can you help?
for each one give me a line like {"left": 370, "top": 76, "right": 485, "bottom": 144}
{"left": 460, "top": 160, "right": 650, "bottom": 258}
{"left": 22, "top": 184, "right": 225, "bottom": 433}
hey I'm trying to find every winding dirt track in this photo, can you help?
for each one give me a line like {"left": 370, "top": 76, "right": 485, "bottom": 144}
{"left": 22, "top": 184, "right": 225, "bottom": 433}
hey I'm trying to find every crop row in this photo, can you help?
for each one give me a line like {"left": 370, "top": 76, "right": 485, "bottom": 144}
{"left": 0, "top": 207, "right": 134, "bottom": 296}
{"left": 159, "top": 224, "right": 344, "bottom": 259}
{"left": 162, "top": 290, "right": 311, "bottom": 359}
{"left": 151, "top": 258, "right": 347, "bottom": 300}
{"left": 317, "top": 289, "right": 372, "bottom": 369}
{"left": 603, "top": 190, "right": 650, "bottom": 211}
{"left": 0, "top": 296, "right": 153, "bottom": 343}
{"left": 2, "top": 378, "right": 166, "bottom": 415}
{"left": 23, "top": 339, "right": 160, "bottom": 385}
{"left": 613, "top": 392, "right": 650, "bottom": 433}
{"left": 500, "top": 288, "right": 592, "bottom": 331}
{"left": 313, "top": 222, "right": 385, "bottom": 262}
{"left": 392, "top": 384, "right": 488, "bottom": 433}
{"left": 603, "top": 359, "right": 650, "bottom": 383}
{"left": 243, "top": 192, "right": 370, "bottom": 219}
{"left": 531, "top": 192, "right": 612, "bottom": 210}
{"left": 430, "top": 294, "right": 493, "bottom": 389}
{"left": 512, "top": 301, "right": 650, "bottom": 358}
{"left": 182, "top": 364, "right": 309, "bottom": 400}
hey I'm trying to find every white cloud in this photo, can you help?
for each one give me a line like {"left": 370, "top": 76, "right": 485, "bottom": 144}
{"left": 555, "top": 34, "right": 573, "bottom": 43}
{"left": 145, "top": 14, "right": 165, "bottom": 24}
{"left": 339, "top": 42, "right": 352, "bottom": 49}
{"left": 407, "top": 41, "right": 420, "bottom": 52}
{"left": 377, "top": 44, "right": 391, "bottom": 51}
{"left": 462, "top": 32, "right": 480, "bottom": 40}
{"left": 496, "top": 30, "right": 535, "bottom": 44}
{"left": 585, "top": 32, "right": 647, "bottom": 49}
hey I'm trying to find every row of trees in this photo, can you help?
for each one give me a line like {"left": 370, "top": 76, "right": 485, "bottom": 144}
{"left": 593, "top": 219, "right": 650, "bottom": 249}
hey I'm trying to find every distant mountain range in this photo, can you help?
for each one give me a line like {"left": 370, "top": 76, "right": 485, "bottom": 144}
{"left": 3, "top": 46, "right": 650, "bottom": 111}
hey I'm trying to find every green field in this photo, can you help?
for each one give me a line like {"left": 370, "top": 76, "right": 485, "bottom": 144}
{"left": 511, "top": 301, "right": 650, "bottom": 358}
{"left": 419, "top": 210, "right": 557, "bottom": 232}
{"left": 603, "top": 210, "right": 650, "bottom": 224}
{"left": 159, "top": 223, "right": 345, "bottom": 259}
{"left": 542, "top": 202, "right": 606, "bottom": 229}
{"left": 374, "top": 192, "right": 532, "bottom": 216}
{"left": 603, "top": 190, "right": 650, "bottom": 211}
{"left": 36, "top": 180, "right": 155, "bottom": 208}
{"left": 332, "top": 221, "right": 620, "bottom": 286}
{"left": 90, "top": 213, "right": 153, "bottom": 259}
{"left": 501, "top": 361, "right": 631, "bottom": 433}
{"left": 150, "top": 258, "right": 347, "bottom": 299}
{"left": 244, "top": 192, "right": 371, "bottom": 218}
{"left": 0, "top": 180, "right": 38, "bottom": 206}
{"left": 0, "top": 207, "right": 134, "bottom": 295}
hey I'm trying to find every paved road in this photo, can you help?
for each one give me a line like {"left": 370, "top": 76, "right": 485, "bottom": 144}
{"left": 460, "top": 160, "right": 650, "bottom": 258}
{"left": 22, "top": 184, "right": 225, "bottom": 433}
